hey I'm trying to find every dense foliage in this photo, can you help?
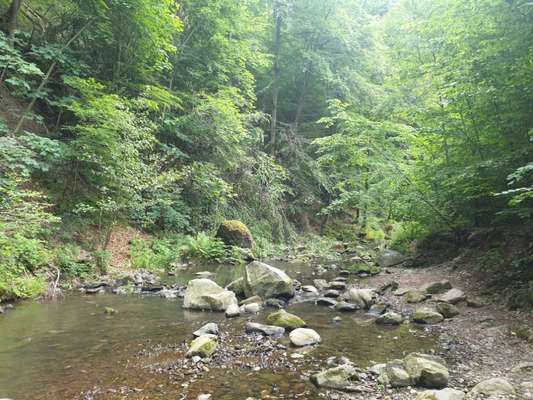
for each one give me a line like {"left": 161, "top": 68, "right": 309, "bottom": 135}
{"left": 0, "top": 0, "right": 531, "bottom": 298}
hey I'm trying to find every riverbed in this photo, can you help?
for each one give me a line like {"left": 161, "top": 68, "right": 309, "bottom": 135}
{"left": 0, "top": 262, "right": 439, "bottom": 399}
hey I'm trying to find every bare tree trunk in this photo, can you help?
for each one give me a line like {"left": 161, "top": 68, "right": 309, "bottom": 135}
{"left": 2, "top": 0, "right": 22, "bottom": 43}
{"left": 269, "top": 1, "right": 282, "bottom": 155}
{"left": 292, "top": 61, "right": 310, "bottom": 134}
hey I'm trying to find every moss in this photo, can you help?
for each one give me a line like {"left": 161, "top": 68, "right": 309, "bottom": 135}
{"left": 216, "top": 220, "right": 254, "bottom": 249}
{"left": 346, "top": 264, "right": 382, "bottom": 276}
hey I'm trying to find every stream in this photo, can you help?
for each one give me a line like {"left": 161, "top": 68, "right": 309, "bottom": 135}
{"left": 0, "top": 261, "right": 439, "bottom": 399}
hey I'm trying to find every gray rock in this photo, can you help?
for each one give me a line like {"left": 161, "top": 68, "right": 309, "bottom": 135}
{"left": 437, "top": 289, "right": 466, "bottom": 304}
{"left": 193, "top": 322, "right": 219, "bottom": 337}
{"left": 340, "top": 288, "right": 377, "bottom": 309}
{"left": 225, "top": 277, "right": 246, "bottom": 297}
{"left": 186, "top": 335, "right": 218, "bottom": 358}
{"left": 197, "top": 394, "right": 212, "bottom": 400}
{"left": 406, "top": 289, "right": 428, "bottom": 303}
{"left": 239, "top": 295, "right": 263, "bottom": 305}
{"left": 436, "top": 302, "right": 460, "bottom": 318}
{"left": 183, "top": 279, "right": 238, "bottom": 311}
{"left": 317, "top": 297, "right": 337, "bottom": 307}
{"left": 466, "top": 297, "right": 485, "bottom": 308}
{"left": 376, "top": 249, "right": 406, "bottom": 267}
{"left": 416, "top": 388, "right": 465, "bottom": 400}
{"left": 225, "top": 303, "right": 240, "bottom": 318}
{"left": 377, "top": 359, "right": 412, "bottom": 387}
{"left": 265, "top": 298, "right": 286, "bottom": 308}
{"left": 240, "top": 302, "right": 261, "bottom": 314}
{"left": 302, "top": 285, "right": 319, "bottom": 295}
{"left": 289, "top": 328, "right": 321, "bottom": 346}
{"left": 376, "top": 311, "right": 403, "bottom": 325}
{"left": 368, "top": 303, "right": 388, "bottom": 316}
{"left": 394, "top": 287, "right": 410, "bottom": 296}
{"left": 413, "top": 308, "right": 444, "bottom": 324}
{"left": 311, "top": 364, "right": 358, "bottom": 390}
{"left": 328, "top": 281, "right": 347, "bottom": 291}
{"left": 313, "top": 279, "right": 329, "bottom": 291}
{"left": 245, "top": 322, "right": 285, "bottom": 336}
{"left": 404, "top": 353, "right": 449, "bottom": 389}
{"left": 324, "top": 289, "right": 341, "bottom": 298}
{"left": 468, "top": 377, "right": 515, "bottom": 397}
{"left": 335, "top": 301, "right": 359, "bottom": 312}
{"left": 244, "top": 261, "right": 294, "bottom": 299}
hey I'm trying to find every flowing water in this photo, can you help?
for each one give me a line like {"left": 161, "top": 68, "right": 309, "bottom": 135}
{"left": 0, "top": 262, "right": 439, "bottom": 399}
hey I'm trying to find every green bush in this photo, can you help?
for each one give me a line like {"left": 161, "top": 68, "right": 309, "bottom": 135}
{"left": 130, "top": 237, "right": 179, "bottom": 271}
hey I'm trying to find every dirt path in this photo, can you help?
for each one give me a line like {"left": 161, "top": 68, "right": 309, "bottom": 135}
{"left": 363, "top": 262, "right": 533, "bottom": 399}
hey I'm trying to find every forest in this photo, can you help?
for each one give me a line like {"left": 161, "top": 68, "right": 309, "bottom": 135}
{"left": 0, "top": 1, "right": 533, "bottom": 399}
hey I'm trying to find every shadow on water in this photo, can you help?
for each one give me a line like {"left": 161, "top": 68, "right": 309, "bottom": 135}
{"left": 0, "top": 261, "right": 438, "bottom": 399}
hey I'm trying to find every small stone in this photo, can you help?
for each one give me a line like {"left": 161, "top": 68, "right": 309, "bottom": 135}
{"left": 376, "top": 311, "right": 403, "bottom": 325}
{"left": 468, "top": 377, "right": 515, "bottom": 397}
{"left": 404, "top": 353, "right": 449, "bottom": 389}
{"left": 240, "top": 302, "right": 261, "bottom": 314}
{"left": 324, "top": 289, "right": 341, "bottom": 298}
{"left": 328, "top": 281, "right": 347, "bottom": 291}
{"left": 289, "top": 328, "right": 321, "bottom": 346}
{"left": 225, "top": 303, "right": 240, "bottom": 318}
{"left": 186, "top": 335, "right": 218, "bottom": 358}
{"left": 197, "top": 394, "right": 212, "bottom": 400}
{"left": 245, "top": 322, "right": 285, "bottom": 336}
{"left": 193, "top": 323, "right": 219, "bottom": 337}
{"left": 266, "top": 309, "right": 306, "bottom": 330}
{"left": 302, "top": 285, "right": 319, "bottom": 295}
{"left": 436, "top": 303, "right": 460, "bottom": 318}
{"left": 104, "top": 307, "right": 117, "bottom": 315}
{"left": 416, "top": 388, "right": 465, "bottom": 400}
{"left": 265, "top": 298, "right": 286, "bottom": 308}
{"left": 437, "top": 289, "right": 466, "bottom": 304}
{"left": 335, "top": 301, "right": 359, "bottom": 312}
{"left": 406, "top": 289, "right": 428, "bottom": 303}
{"left": 394, "top": 287, "right": 410, "bottom": 296}
{"left": 310, "top": 364, "right": 358, "bottom": 390}
{"left": 313, "top": 279, "right": 328, "bottom": 291}
{"left": 239, "top": 295, "right": 262, "bottom": 306}
{"left": 368, "top": 303, "right": 388, "bottom": 316}
{"left": 316, "top": 297, "right": 337, "bottom": 307}
{"left": 466, "top": 297, "right": 485, "bottom": 308}
{"left": 413, "top": 308, "right": 444, "bottom": 324}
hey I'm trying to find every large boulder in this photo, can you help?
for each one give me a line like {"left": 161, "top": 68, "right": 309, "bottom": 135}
{"left": 244, "top": 261, "right": 294, "bottom": 299}
{"left": 183, "top": 279, "right": 238, "bottom": 311}
{"left": 186, "top": 335, "right": 218, "bottom": 358}
{"left": 311, "top": 364, "right": 359, "bottom": 390}
{"left": 467, "top": 378, "right": 515, "bottom": 398}
{"left": 404, "top": 353, "right": 449, "bottom": 389}
{"left": 266, "top": 309, "right": 306, "bottom": 330}
{"left": 340, "top": 288, "right": 377, "bottom": 309}
{"left": 416, "top": 389, "right": 465, "bottom": 400}
{"left": 216, "top": 220, "right": 253, "bottom": 248}
{"left": 376, "top": 249, "right": 406, "bottom": 267}
{"left": 289, "top": 328, "right": 321, "bottom": 346}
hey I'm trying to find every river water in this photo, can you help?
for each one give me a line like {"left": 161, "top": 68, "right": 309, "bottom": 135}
{"left": 0, "top": 261, "right": 438, "bottom": 399}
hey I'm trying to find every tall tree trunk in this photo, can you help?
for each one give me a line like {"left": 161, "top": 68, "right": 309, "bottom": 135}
{"left": 269, "top": 1, "right": 282, "bottom": 155}
{"left": 2, "top": 0, "right": 22, "bottom": 43}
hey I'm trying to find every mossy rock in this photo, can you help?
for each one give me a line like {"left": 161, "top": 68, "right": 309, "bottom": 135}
{"left": 266, "top": 309, "right": 306, "bottom": 330}
{"left": 346, "top": 264, "right": 382, "bottom": 276}
{"left": 216, "top": 220, "right": 254, "bottom": 249}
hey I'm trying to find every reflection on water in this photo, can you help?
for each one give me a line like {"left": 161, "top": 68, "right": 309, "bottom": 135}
{"left": 0, "top": 262, "right": 438, "bottom": 399}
